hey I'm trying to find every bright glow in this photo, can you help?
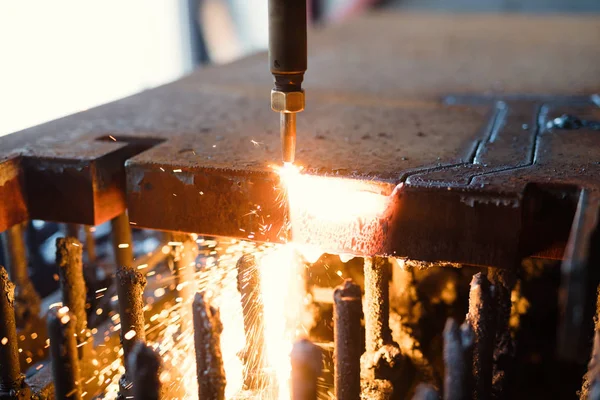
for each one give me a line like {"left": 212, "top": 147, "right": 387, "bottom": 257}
{"left": 258, "top": 244, "right": 306, "bottom": 399}
{"left": 276, "top": 163, "right": 394, "bottom": 255}
{"left": 278, "top": 163, "right": 389, "bottom": 221}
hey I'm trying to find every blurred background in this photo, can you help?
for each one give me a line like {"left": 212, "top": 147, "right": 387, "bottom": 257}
{"left": 0, "top": 0, "right": 598, "bottom": 138}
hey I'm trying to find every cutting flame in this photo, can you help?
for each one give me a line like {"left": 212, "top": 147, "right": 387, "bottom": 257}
{"left": 277, "top": 163, "right": 390, "bottom": 221}
{"left": 276, "top": 162, "right": 394, "bottom": 256}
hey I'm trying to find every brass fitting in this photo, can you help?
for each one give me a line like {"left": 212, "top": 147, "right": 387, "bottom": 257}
{"left": 271, "top": 89, "right": 305, "bottom": 113}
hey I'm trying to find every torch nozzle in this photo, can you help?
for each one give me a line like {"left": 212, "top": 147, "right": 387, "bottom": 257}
{"left": 280, "top": 112, "right": 297, "bottom": 164}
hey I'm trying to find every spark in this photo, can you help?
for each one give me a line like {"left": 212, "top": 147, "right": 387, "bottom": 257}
{"left": 94, "top": 220, "right": 317, "bottom": 398}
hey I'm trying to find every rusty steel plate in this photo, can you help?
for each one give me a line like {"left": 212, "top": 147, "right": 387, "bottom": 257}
{"left": 0, "top": 12, "right": 599, "bottom": 270}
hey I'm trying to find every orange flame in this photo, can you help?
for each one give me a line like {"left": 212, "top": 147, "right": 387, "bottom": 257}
{"left": 276, "top": 163, "right": 395, "bottom": 256}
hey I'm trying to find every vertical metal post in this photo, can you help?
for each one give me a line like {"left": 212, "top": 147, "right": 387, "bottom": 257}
{"left": 291, "top": 338, "right": 322, "bottom": 400}
{"left": 192, "top": 292, "right": 226, "bottom": 400}
{"left": 334, "top": 279, "right": 362, "bottom": 400}
{"left": 171, "top": 234, "right": 198, "bottom": 329}
{"left": 129, "top": 341, "right": 162, "bottom": 400}
{"left": 466, "top": 273, "right": 495, "bottom": 400}
{"left": 65, "top": 224, "right": 80, "bottom": 241}
{"left": 0, "top": 267, "right": 27, "bottom": 397}
{"left": 84, "top": 226, "right": 96, "bottom": 264}
{"left": 111, "top": 212, "right": 134, "bottom": 268}
{"left": 47, "top": 307, "right": 81, "bottom": 400}
{"left": 489, "top": 269, "right": 516, "bottom": 399}
{"left": 116, "top": 265, "right": 147, "bottom": 396}
{"left": 364, "top": 257, "right": 392, "bottom": 353}
{"left": 55, "top": 238, "right": 88, "bottom": 347}
{"left": 111, "top": 212, "right": 141, "bottom": 397}
{"left": 1, "top": 223, "right": 40, "bottom": 327}
{"left": 412, "top": 384, "right": 439, "bottom": 400}
{"left": 443, "top": 318, "right": 474, "bottom": 400}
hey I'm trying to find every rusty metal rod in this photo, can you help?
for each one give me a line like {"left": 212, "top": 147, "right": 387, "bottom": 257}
{"left": 116, "top": 265, "right": 147, "bottom": 361}
{"left": 116, "top": 264, "right": 147, "bottom": 396}
{"left": 47, "top": 307, "right": 81, "bottom": 400}
{"left": 236, "top": 253, "right": 268, "bottom": 389}
{"left": 112, "top": 211, "right": 137, "bottom": 397}
{"left": 129, "top": 341, "right": 162, "bottom": 400}
{"left": 334, "top": 279, "right": 363, "bottom": 400}
{"left": 1, "top": 224, "right": 28, "bottom": 285}
{"left": 291, "top": 338, "right": 322, "bottom": 400}
{"left": 0, "top": 267, "right": 25, "bottom": 395}
{"left": 56, "top": 237, "right": 88, "bottom": 345}
{"left": 192, "top": 291, "right": 226, "bottom": 400}
{"left": 364, "top": 257, "right": 392, "bottom": 353}
{"left": 111, "top": 212, "right": 134, "bottom": 268}
{"left": 466, "top": 272, "right": 495, "bottom": 400}
{"left": 443, "top": 318, "right": 474, "bottom": 400}
{"left": 1, "top": 222, "right": 40, "bottom": 328}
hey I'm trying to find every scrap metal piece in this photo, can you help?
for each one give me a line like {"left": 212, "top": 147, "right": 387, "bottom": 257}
{"left": 466, "top": 273, "right": 496, "bottom": 400}
{"left": 334, "top": 279, "right": 363, "bottom": 400}
{"left": 291, "top": 338, "right": 322, "bottom": 400}
{"left": 47, "top": 307, "right": 81, "bottom": 400}
{"left": 0, "top": 267, "right": 29, "bottom": 399}
{"left": 443, "top": 319, "right": 474, "bottom": 400}
{"left": 129, "top": 341, "right": 162, "bottom": 400}
{"left": 192, "top": 292, "right": 226, "bottom": 400}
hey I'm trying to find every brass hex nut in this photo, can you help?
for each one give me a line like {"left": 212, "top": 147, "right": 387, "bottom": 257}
{"left": 271, "top": 90, "right": 305, "bottom": 113}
